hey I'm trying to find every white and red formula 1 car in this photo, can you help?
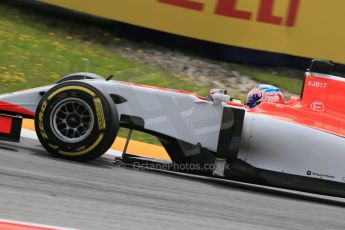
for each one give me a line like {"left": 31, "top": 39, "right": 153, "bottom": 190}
{"left": 1, "top": 59, "right": 345, "bottom": 197}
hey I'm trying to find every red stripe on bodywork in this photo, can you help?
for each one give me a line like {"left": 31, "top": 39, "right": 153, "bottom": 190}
{"left": 0, "top": 116, "right": 12, "bottom": 134}
{"left": 0, "top": 221, "right": 58, "bottom": 230}
{"left": 119, "top": 81, "right": 206, "bottom": 100}
{"left": 120, "top": 82, "right": 247, "bottom": 104}
{"left": 0, "top": 101, "right": 35, "bottom": 117}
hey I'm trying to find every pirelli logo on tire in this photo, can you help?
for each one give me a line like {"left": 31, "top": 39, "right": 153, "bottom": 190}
{"left": 93, "top": 97, "right": 106, "bottom": 130}
{"left": 38, "top": 100, "right": 49, "bottom": 140}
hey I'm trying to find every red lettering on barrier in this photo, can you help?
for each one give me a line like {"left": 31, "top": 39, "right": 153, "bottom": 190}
{"left": 257, "top": 0, "right": 282, "bottom": 25}
{"left": 286, "top": 0, "right": 300, "bottom": 27}
{"left": 157, "top": 0, "right": 300, "bottom": 27}
{"left": 158, "top": 0, "right": 204, "bottom": 11}
{"left": 215, "top": 0, "right": 252, "bottom": 20}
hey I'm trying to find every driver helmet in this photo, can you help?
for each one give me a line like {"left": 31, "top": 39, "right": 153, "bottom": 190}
{"left": 245, "top": 84, "right": 284, "bottom": 108}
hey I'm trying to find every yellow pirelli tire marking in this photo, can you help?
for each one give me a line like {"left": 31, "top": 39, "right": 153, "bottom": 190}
{"left": 38, "top": 100, "right": 49, "bottom": 140}
{"left": 58, "top": 133, "right": 104, "bottom": 156}
{"left": 48, "top": 144, "right": 59, "bottom": 150}
{"left": 93, "top": 97, "right": 106, "bottom": 130}
{"left": 47, "top": 86, "right": 96, "bottom": 100}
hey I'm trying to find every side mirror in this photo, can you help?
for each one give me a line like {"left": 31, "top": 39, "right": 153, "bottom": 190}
{"left": 209, "top": 89, "right": 227, "bottom": 95}
{"left": 211, "top": 93, "right": 230, "bottom": 105}
{"left": 207, "top": 89, "right": 230, "bottom": 105}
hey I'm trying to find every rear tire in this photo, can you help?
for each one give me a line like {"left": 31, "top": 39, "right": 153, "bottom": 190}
{"left": 35, "top": 81, "right": 119, "bottom": 161}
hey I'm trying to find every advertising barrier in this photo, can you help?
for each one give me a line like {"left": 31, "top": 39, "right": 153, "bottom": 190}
{"left": 39, "top": 0, "right": 345, "bottom": 64}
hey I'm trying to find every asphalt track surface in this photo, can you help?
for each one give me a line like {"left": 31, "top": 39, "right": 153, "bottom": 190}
{"left": 1, "top": 138, "right": 345, "bottom": 230}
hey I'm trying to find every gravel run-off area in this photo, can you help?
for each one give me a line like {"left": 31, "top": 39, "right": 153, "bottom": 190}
{"left": 110, "top": 41, "right": 261, "bottom": 99}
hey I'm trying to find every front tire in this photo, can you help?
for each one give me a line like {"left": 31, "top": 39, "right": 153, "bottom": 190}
{"left": 56, "top": 72, "right": 104, "bottom": 84}
{"left": 35, "top": 81, "right": 119, "bottom": 161}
